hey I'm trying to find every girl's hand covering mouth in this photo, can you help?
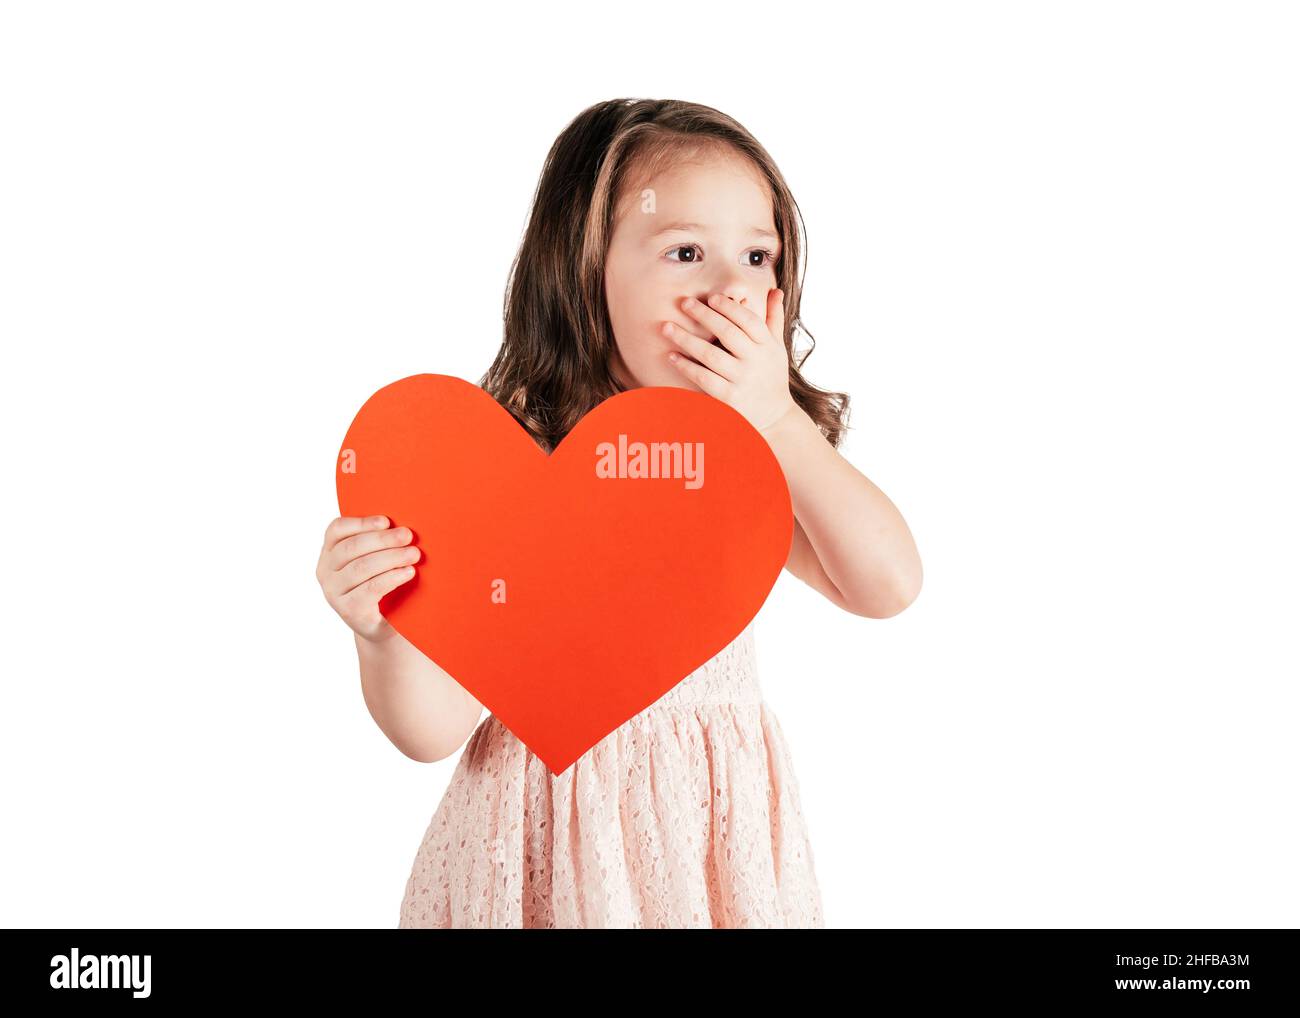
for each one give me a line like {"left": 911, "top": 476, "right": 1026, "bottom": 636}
{"left": 665, "top": 288, "right": 800, "bottom": 434}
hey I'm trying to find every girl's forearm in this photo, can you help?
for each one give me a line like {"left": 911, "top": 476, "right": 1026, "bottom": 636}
{"left": 760, "top": 404, "right": 923, "bottom": 617}
{"left": 354, "top": 629, "right": 484, "bottom": 762}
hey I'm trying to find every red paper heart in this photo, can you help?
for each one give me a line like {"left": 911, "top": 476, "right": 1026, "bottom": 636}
{"left": 335, "top": 374, "right": 792, "bottom": 774}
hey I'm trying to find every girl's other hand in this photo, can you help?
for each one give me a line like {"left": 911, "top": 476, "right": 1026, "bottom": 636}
{"left": 316, "top": 515, "right": 420, "bottom": 643}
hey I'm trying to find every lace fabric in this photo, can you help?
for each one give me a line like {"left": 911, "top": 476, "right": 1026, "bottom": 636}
{"left": 397, "top": 619, "right": 825, "bottom": 928}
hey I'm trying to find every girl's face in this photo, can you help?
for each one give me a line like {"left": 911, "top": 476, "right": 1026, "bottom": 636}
{"left": 604, "top": 151, "right": 781, "bottom": 390}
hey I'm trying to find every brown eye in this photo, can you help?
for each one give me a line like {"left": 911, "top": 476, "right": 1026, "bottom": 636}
{"left": 665, "top": 244, "right": 777, "bottom": 268}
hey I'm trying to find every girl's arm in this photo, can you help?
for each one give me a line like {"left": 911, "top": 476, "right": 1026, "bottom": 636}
{"left": 355, "top": 626, "right": 485, "bottom": 763}
{"left": 667, "top": 289, "right": 919, "bottom": 617}
{"left": 761, "top": 404, "right": 922, "bottom": 618}
{"left": 317, "top": 515, "right": 486, "bottom": 762}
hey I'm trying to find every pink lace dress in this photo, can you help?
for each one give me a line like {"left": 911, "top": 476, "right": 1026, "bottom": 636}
{"left": 397, "top": 618, "right": 825, "bottom": 928}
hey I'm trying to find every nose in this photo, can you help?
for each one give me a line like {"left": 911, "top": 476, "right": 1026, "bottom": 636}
{"left": 698, "top": 273, "right": 753, "bottom": 310}
{"left": 720, "top": 282, "right": 749, "bottom": 308}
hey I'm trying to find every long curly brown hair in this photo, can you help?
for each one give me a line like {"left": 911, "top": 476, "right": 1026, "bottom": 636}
{"left": 479, "top": 97, "right": 851, "bottom": 454}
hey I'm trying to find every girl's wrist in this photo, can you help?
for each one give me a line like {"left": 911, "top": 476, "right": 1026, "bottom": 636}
{"left": 356, "top": 619, "right": 399, "bottom": 651}
{"left": 758, "top": 400, "right": 810, "bottom": 443}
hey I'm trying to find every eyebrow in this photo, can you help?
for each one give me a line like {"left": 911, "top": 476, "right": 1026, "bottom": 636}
{"left": 648, "top": 220, "right": 780, "bottom": 241}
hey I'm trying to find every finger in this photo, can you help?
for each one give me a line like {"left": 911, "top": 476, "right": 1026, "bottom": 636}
{"left": 330, "top": 522, "right": 414, "bottom": 573}
{"left": 338, "top": 543, "right": 422, "bottom": 598}
{"left": 323, "top": 514, "right": 389, "bottom": 553}
{"left": 668, "top": 350, "right": 726, "bottom": 397}
{"left": 663, "top": 321, "right": 736, "bottom": 379}
{"left": 663, "top": 309, "right": 715, "bottom": 345}
{"left": 683, "top": 295, "right": 757, "bottom": 347}
{"left": 768, "top": 288, "right": 786, "bottom": 344}
{"left": 340, "top": 562, "right": 417, "bottom": 613}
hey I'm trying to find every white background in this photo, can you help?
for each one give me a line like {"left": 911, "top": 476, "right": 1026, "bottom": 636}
{"left": 2, "top": 2, "right": 1296, "bottom": 929}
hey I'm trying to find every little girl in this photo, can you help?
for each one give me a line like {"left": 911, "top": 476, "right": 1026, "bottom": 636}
{"left": 316, "top": 98, "right": 923, "bottom": 928}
